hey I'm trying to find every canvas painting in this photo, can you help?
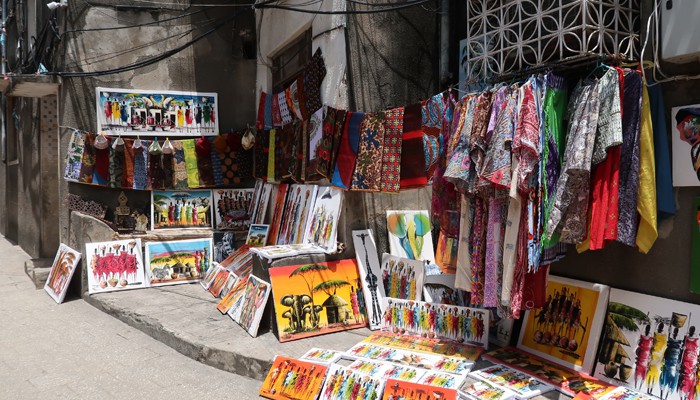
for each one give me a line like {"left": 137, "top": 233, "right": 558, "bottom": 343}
{"left": 151, "top": 190, "right": 213, "bottom": 229}
{"left": 382, "top": 378, "right": 457, "bottom": 400}
{"left": 213, "top": 231, "right": 240, "bottom": 263}
{"left": 269, "top": 259, "right": 367, "bottom": 342}
{"left": 200, "top": 263, "right": 223, "bottom": 290}
{"left": 208, "top": 268, "right": 231, "bottom": 297}
{"left": 216, "top": 273, "right": 249, "bottom": 314}
{"left": 671, "top": 104, "right": 700, "bottom": 186}
{"left": 361, "top": 332, "right": 485, "bottom": 361}
{"left": 320, "top": 364, "right": 385, "bottom": 400}
{"left": 251, "top": 182, "right": 274, "bottom": 225}
{"left": 382, "top": 298, "right": 490, "bottom": 349}
{"left": 246, "top": 224, "right": 269, "bottom": 247}
{"left": 259, "top": 355, "right": 328, "bottom": 400}
{"left": 346, "top": 343, "right": 474, "bottom": 376}
{"left": 250, "top": 243, "right": 327, "bottom": 261}
{"left": 145, "top": 238, "right": 212, "bottom": 286}
{"left": 423, "top": 272, "right": 470, "bottom": 307}
{"left": 213, "top": 188, "right": 254, "bottom": 231}
{"left": 96, "top": 87, "right": 218, "bottom": 136}
{"left": 489, "top": 311, "right": 515, "bottom": 348}
{"left": 469, "top": 364, "right": 555, "bottom": 399}
{"left": 346, "top": 359, "right": 426, "bottom": 383}
{"left": 380, "top": 253, "right": 425, "bottom": 301}
{"left": 267, "top": 184, "right": 289, "bottom": 244}
{"left": 517, "top": 275, "right": 610, "bottom": 373}
{"left": 230, "top": 274, "right": 270, "bottom": 337}
{"left": 597, "top": 386, "right": 657, "bottom": 400}
{"left": 353, "top": 229, "right": 387, "bottom": 330}
{"left": 417, "top": 372, "right": 464, "bottom": 389}
{"left": 459, "top": 377, "right": 516, "bottom": 400}
{"left": 592, "top": 288, "right": 700, "bottom": 400}
{"left": 300, "top": 348, "right": 343, "bottom": 365}
{"left": 386, "top": 210, "right": 436, "bottom": 264}
{"left": 44, "top": 243, "right": 82, "bottom": 303}
{"left": 277, "top": 184, "right": 318, "bottom": 245}
{"left": 219, "top": 244, "right": 252, "bottom": 272}
{"left": 303, "top": 186, "right": 344, "bottom": 252}
{"left": 85, "top": 239, "right": 147, "bottom": 294}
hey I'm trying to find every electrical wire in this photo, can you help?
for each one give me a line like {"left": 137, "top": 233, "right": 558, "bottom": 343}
{"left": 60, "top": 8, "right": 209, "bottom": 35}
{"left": 256, "top": 0, "right": 431, "bottom": 14}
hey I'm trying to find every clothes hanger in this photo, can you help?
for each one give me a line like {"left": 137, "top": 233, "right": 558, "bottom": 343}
{"left": 133, "top": 135, "right": 142, "bottom": 149}
{"left": 162, "top": 137, "right": 174, "bottom": 155}
{"left": 94, "top": 131, "right": 109, "bottom": 150}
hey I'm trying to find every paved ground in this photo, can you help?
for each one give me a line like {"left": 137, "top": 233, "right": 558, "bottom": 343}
{"left": 0, "top": 235, "right": 262, "bottom": 399}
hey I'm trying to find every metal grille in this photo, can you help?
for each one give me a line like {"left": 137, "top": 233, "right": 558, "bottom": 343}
{"left": 462, "top": 0, "right": 641, "bottom": 81}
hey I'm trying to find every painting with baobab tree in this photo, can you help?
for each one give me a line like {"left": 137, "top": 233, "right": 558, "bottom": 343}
{"left": 144, "top": 238, "right": 212, "bottom": 287}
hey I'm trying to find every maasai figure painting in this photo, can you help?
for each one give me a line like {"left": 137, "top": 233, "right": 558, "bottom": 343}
{"left": 259, "top": 355, "right": 328, "bottom": 400}
{"left": 85, "top": 239, "right": 146, "bottom": 294}
{"left": 361, "top": 332, "right": 484, "bottom": 361}
{"left": 216, "top": 273, "right": 249, "bottom": 314}
{"left": 44, "top": 243, "right": 82, "bottom": 303}
{"left": 353, "top": 229, "right": 387, "bottom": 330}
{"left": 459, "top": 377, "right": 516, "bottom": 400}
{"left": 96, "top": 88, "right": 218, "bottom": 136}
{"left": 251, "top": 182, "right": 274, "bottom": 225}
{"left": 303, "top": 186, "right": 343, "bottom": 253}
{"left": 517, "top": 275, "right": 610, "bottom": 374}
{"left": 671, "top": 105, "right": 700, "bottom": 186}
{"left": 267, "top": 184, "right": 289, "bottom": 245}
{"left": 213, "top": 188, "right": 254, "bottom": 231}
{"left": 300, "top": 348, "right": 343, "bottom": 365}
{"left": 592, "top": 288, "right": 700, "bottom": 400}
{"left": 380, "top": 253, "right": 425, "bottom": 301}
{"left": 469, "top": 364, "right": 554, "bottom": 399}
{"left": 151, "top": 190, "right": 213, "bottom": 229}
{"left": 277, "top": 184, "right": 318, "bottom": 246}
{"left": 269, "top": 259, "right": 367, "bottom": 342}
{"left": 386, "top": 210, "right": 436, "bottom": 264}
{"left": 246, "top": 224, "right": 269, "bottom": 247}
{"left": 230, "top": 274, "right": 270, "bottom": 337}
{"left": 381, "top": 298, "right": 489, "bottom": 349}
{"left": 144, "top": 238, "right": 212, "bottom": 287}
{"left": 346, "top": 342, "right": 474, "bottom": 376}
{"left": 381, "top": 378, "right": 457, "bottom": 400}
{"left": 319, "top": 364, "right": 385, "bottom": 400}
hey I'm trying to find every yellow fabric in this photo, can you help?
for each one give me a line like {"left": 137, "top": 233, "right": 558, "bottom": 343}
{"left": 182, "top": 139, "right": 200, "bottom": 188}
{"left": 636, "top": 81, "right": 658, "bottom": 254}
{"left": 267, "top": 129, "right": 276, "bottom": 182}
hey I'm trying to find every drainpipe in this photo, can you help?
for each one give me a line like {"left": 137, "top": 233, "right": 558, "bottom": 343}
{"left": 1, "top": 0, "right": 6, "bottom": 76}
{"left": 439, "top": 0, "right": 449, "bottom": 87}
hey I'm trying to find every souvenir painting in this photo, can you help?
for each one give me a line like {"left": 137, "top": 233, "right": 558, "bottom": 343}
{"left": 151, "top": 190, "right": 213, "bottom": 229}
{"left": 592, "top": 288, "right": 700, "bottom": 400}
{"left": 300, "top": 348, "right": 343, "bottom": 365}
{"left": 219, "top": 244, "right": 252, "bottom": 272}
{"left": 418, "top": 372, "right": 464, "bottom": 389}
{"left": 267, "top": 184, "right": 289, "bottom": 244}
{"left": 269, "top": 259, "right": 367, "bottom": 342}
{"left": 213, "top": 231, "right": 240, "bottom": 263}
{"left": 230, "top": 274, "right": 270, "bottom": 337}
{"left": 320, "top": 364, "right": 385, "bottom": 400}
{"left": 250, "top": 243, "right": 327, "bottom": 261}
{"left": 468, "top": 364, "right": 555, "bottom": 399}
{"left": 671, "top": 104, "right": 700, "bottom": 186}
{"left": 96, "top": 88, "right": 218, "bottom": 136}
{"left": 144, "top": 238, "right": 212, "bottom": 286}
{"left": 200, "top": 263, "right": 223, "bottom": 290}
{"left": 380, "top": 253, "right": 425, "bottom": 301}
{"left": 382, "top": 378, "right": 457, "bottom": 400}
{"left": 277, "top": 184, "right": 318, "bottom": 245}
{"left": 213, "top": 188, "right": 254, "bottom": 230}
{"left": 259, "top": 355, "right": 328, "bottom": 400}
{"left": 517, "top": 275, "right": 610, "bottom": 374}
{"left": 459, "top": 377, "right": 516, "bottom": 400}
{"left": 423, "top": 272, "right": 470, "bottom": 306}
{"left": 489, "top": 311, "right": 515, "bottom": 348}
{"left": 362, "top": 332, "right": 485, "bottom": 361}
{"left": 597, "top": 386, "right": 657, "bottom": 400}
{"left": 386, "top": 210, "right": 436, "bottom": 264}
{"left": 382, "top": 297, "right": 489, "bottom": 349}
{"left": 251, "top": 182, "right": 274, "bottom": 224}
{"left": 44, "top": 243, "right": 82, "bottom": 303}
{"left": 85, "top": 239, "right": 147, "bottom": 294}
{"left": 346, "top": 342, "right": 475, "bottom": 376}
{"left": 216, "top": 273, "right": 249, "bottom": 314}
{"left": 353, "top": 229, "right": 387, "bottom": 330}
{"left": 303, "top": 186, "right": 344, "bottom": 253}
{"left": 208, "top": 268, "right": 231, "bottom": 297}
{"left": 346, "top": 359, "right": 426, "bottom": 383}
{"left": 246, "top": 224, "right": 269, "bottom": 247}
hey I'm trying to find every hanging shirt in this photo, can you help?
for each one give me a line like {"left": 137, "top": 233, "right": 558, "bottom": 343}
{"left": 591, "top": 68, "right": 623, "bottom": 165}
{"left": 636, "top": 80, "right": 658, "bottom": 254}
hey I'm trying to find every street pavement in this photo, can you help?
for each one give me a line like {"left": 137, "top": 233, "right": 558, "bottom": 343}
{"left": 0, "top": 235, "right": 262, "bottom": 399}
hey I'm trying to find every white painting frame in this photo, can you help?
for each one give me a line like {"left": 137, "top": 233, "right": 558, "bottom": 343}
{"left": 352, "top": 229, "right": 387, "bottom": 330}
{"left": 671, "top": 104, "right": 700, "bottom": 186}
{"left": 85, "top": 239, "right": 147, "bottom": 294}
{"left": 44, "top": 243, "right": 82, "bottom": 304}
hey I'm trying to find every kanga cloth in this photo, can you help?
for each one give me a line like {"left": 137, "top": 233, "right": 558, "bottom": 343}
{"left": 636, "top": 80, "right": 658, "bottom": 254}
{"left": 208, "top": 136, "right": 224, "bottom": 187}
{"left": 314, "top": 106, "right": 337, "bottom": 178}
{"left": 482, "top": 85, "right": 519, "bottom": 190}
{"left": 256, "top": 92, "right": 267, "bottom": 131}
{"left": 306, "top": 109, "right": 325, "bottom": 181}
{"left": 182, "top": 139, "right": 200, "bottom": 188}
{"left": 122, "top": 139, "right": 135, "bottom": 189}
{"left": 469, "top": 196, "right": 488, "bottom": 307}
{"left": 483, "top": 195, "right": 507, "bottom": 308}
{"left": 271, "top": 93, "right": 282, "bottom": 127}
{"left": 295, "top": 76, "right": 309, "bottom": 120}
{"left": 302, "top": 48, "right": 326, "bottom": 114}
{"left": 230, "top": 130, "right": 254, "bottom": 184}
{"left": 331, "top": 111, "right": 365, "bottom": 189}
{"left": 351, "top": 111, "right": 386, "bottom": 191}
{"left": 162, "top": 152, "right": 174, "bottom": 189}
{"left": 79, "top": 132, "right": 96, "bottom": 184}
{"left": 275, "top": 123, "right": 296, "bottom": 181}
{"left": 443, "top": 95, "right": 477, "bottom": 192}
{"left": 196, "top": 137, "right": 215, "bottom": 186}
{"left": 399, "top": 103, "right": 427, "bottom": 189}
{"left": 132, "top": 140, "right": 149, "bottom": 190}
{"left": 380, "top": 107, "right": 404, "bottom": 193}
{"left": 278, "top": 92, "right": 292, "bottom": 126}
{"left": 172, "top": 140, "right": 189, "bottom": 189}
{"left": 93, "top": 138, "right": 111, "bottom": 186}
{"left": 110, "top": 140, "right": 126, "bottom": 188}
{"left": 253, "top": 129, "right": 269, "bottom": 181}
{"left": 289, "top": 120, "right": 305, "bottom": 182}
{"left": 267, "top": 129, "right": 276, "bottom": 182}
{"left": 468, "top": 91, "right": 495, "bottom": 194}
{"left": 422, "top": 93, "right": 446, "bottom": 182}
{"left": 148, "top": 140, "right": 164, "bottom": 189}
{"left": 64, "top": 130, "right": 85, "bottom": 182}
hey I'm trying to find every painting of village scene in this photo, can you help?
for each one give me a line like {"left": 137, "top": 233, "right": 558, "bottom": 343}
{"left": 213, "top": 188, "right": 254, "bottom": 231}
{"left": 85, "top": 239, "right": 147, "bottom": 294}
{"left": 593, "top": 288, "right": 700, "bottom": 400}
{"left": 151, "top": 190, "right": 213, "bottom": 229}
{"left": 145, "top": 238, "right": 212, "bottom": 287}
{"left": 269, "top": 259, "right": 367, "bottom": 342}
{"left": 96, "top": 87, "right": 218, "bottom": 136}
{"left": 44, "top": 243, "right": 82, "bottom": 303}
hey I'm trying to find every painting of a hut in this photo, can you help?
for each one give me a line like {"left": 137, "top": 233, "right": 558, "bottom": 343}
{"left": 145, "top": 238, "right": 212, "bottom": 286}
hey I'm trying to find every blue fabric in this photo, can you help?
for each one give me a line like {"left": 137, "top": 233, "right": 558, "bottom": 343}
{"left": 208, "top": 137, "right": 225, "bottom": 186}
{"left": 647, "top": 82, "right": 676, "bottom": 219}
{"left": 330, "top": 111, "right": 364, "bottom": 189}
{"left": 132, "top": 140, "right": 150, "bottom": 190}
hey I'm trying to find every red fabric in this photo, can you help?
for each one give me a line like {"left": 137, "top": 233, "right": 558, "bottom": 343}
{"left": 399, "top": 103, "right": 427, "bottom": 188}
{"left": 521, "top": 264, "right": 550, "bottom": 311}
{"left": 94, "top": 146, "right": 110, "bottom": 185}
{"left": 256, "top": 92, "right": 266, "bottom": 131}
{"left": 331, "top": 111, "right": 364, "bottom": 189}
{"left": 122, "top": 139, "right": 135, "bottom": 188}
{"left": 588, "top": 145, "right": 621, "bottom": 249}
{"left": 196, "top": 136, "right": 215, "bottom": 186}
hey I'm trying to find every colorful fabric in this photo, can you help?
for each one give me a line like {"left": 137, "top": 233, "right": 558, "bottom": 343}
{"left": 289, "top": 82, "right": 303, "bottom": 120}
{"left": 380, "top": 107, "right": 404, "bottom": 193}
{"left": 208, "top": 137, "right": 224, "bottom": 186}
{"left": 276, "top": 123, "right": 296, "bottom": 181}
{"left": 64, "top": 130, "right": 85, "bottom": 182}
{"left": 470, "top": 196, "right": 487, "bottom": 306}
{"left": 162, "top": 152, "right": 174, "bottom": 188}
{"left": 253, "top": 129, "right": 269, "bottom": 181}
{"left": 422, "top": 94, "right": 446, "bottom": 181}
{"left": 331, "top": 111, "right": 364, "bottom": 189}
{"left": 256, "top": 92, "right": 267, "bottom": 131}
{"left": 79, "top": 132, "right": 96, "bottom": 183}
{"left": 289, "top": 120, "right": 305, "bottom": 181}
{"left": 351, "top": 112, "right": 386, "bottom": 191}
{"left": 454, "top": 195, "right": 473, "bottom": 291}
{"left": 122, "top": 139, "right": 135, "bottom": 188}
{"left": 132, "top": 140, "right": 149, "bottom": 190}
{"left": 316, "top": 107, "right": 338, "bottom": 178}
{"left": 295, "top": 75, "right": 309, "bottom": 120}
{"left": 229, "top": 131, "right": 254, "bottom": 185}
{"left": 400, "top": 103, "right": 427, "bottom": 189}
{"left": 484, "top": 196, "right": 507, "bottom": 308}
{"left": 271, "top": 93, "right": 282, "bottom": 127}
{"left": 182, "top": 139, "right": 200, "bottom": 188}
{"left": 329, "top": 110, "right": 347, "bottom": 178}
{"left": 172, "top": 140, "right": 188, "bottom": 189}
{"left": 267, "top": 129, "right": 276, "bottom": 182}
{"left": 513, "top": 82, "right": 540, "bottom": 193}
{"left": 483, "top": 86, "right": 519, "bottom": 190}
{"left": 444, "top": 95, "right": 477, "bottom": 191}
{"left": 306, "top": 109, "right": 325, "bottom": 181}
{"left": 278, "top": 92, "right": 292, "bottom": 126}
{"left": 196, "top": 137, "right": 215, "bottom": 186}
{"left": 591, "top": 68, "right": 623, "bottom": 165}
{"left": 302, "top": 48, "right": 326, "bottom": 114}
{"left": 636, "top": 81, "right": 658, "bottom": 254}
{"left": 148, "top": 142, "right": 164, "bottom": 189}
{"left": 468, "top": 91, "right": 495, "bottom": 193}
{"left": 264, "top": 92, "right": 273, "bottom": 130}
{"left": 93, "top": 141, "right": 111, "bottom": 186}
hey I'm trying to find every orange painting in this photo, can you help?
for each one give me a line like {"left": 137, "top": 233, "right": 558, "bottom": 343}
{"left": 259, "top": 356, "right": 328, "bottom": 400}
{"left": 269, "top": 259, "right": 368, "bottom": 342}
{"left": 381, "top": 378, "right": 457, "bottom": 400}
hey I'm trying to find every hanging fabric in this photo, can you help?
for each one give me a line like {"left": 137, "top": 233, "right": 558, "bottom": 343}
{"left": 331, "top": 111, "right": 364, "bottom": 189}
{"left": 351, "top": 111, "right": 386, "bottom": 191}
{"left": 399, "top": 103, "right": 427, "bottom": 189}
{"left": 636, "top": 79, "right": 658, "bottom": 254}
{"left": 182, "top": 139, "right": 200, "bottom": 188}
{"left": 380, "top": 107, "right": 405, "bottom": 193}
{"left": 79, "top": 132, "right": 97, "bottom": 184}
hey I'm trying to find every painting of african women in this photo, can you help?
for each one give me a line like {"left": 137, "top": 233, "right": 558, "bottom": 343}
{"left": 145, "top": 238, "right": 212, "bottom": 286}
{"left": 593, "top": 288, "right": 700, "bottom": 400}
{"left": 269, "top": 259, "right": 368, "bottom": 342}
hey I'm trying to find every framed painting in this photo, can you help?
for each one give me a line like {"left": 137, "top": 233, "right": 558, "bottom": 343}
{"left": 346, "top": 342, "right": 475, "bottom": 376}
{"left": 517, "top": 275, "right": 610, "bottom": 374}
{"left": 266, "top": 184, "right": 289, "bottom": 245}
{"left": 213, "top": 188, "right": 254, "bottom": 231}
{"left": 151, "top": 190, "right": 213, "bottom": 229}
{"left": 380, "top": 253, "right": 425, "bottom": 301}
{"left": 382, "top": 378, "right": 457, "bottom": 400}
{"left": 269, "top": 259, "right": 367, "bottom": 342}
{"left": 303, "top": 186, "right": 344, "bottom": 253}
{"left": 260, "top": 355, "right": 328, "bottom": 400}
{"left": 352, "top": 229, "right": 387, "bottom": 330}
{"left": 85, "top": 239, "right": 147, "bottom": 294}
{"left": 96, "top": 87, "right": 218, "bottom": 136}
{"left": 246, "top": 224, "right": 269, "bottom": 247}
{"left": 212, "top": 231, "right": 241, "bottom": 263}
{"left": 300, "top": 348, "right": 343, "bottom": 365}
{"left": 386, "top": 210, "right": 436, "bottom": 264}
{"left": 671, "top": 104, "right": 700, "bottom": 186}
{"left": 468, "top": 364, "right": 554, "bottom": 399}
{"left": 459, "top": 377, "right": 516, "bottom": 400}
{"left": 251, "top": 182, "right": 274, "bottom": 225}
{"left": 144, "top": 238, "right": 212, "bottom": 287}
{"left": 592, "top": 288, "right": 700, "bottom": 400}
{"left": 44, "top": 243, "right": 82, "bottom": 303}
{"left": 320, "top": 364, "right": 385, "bottom": 400}
{"left": 277, "top": 184, "right": 318, "bottom": 245}
{"left": 230, "top": 274, "right": 270, "bottom": 337}
{"left": 216, "top": 273, "right": 249, "bottom": 314}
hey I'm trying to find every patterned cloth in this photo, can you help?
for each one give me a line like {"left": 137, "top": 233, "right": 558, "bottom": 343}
{"left": 79, "top": 132, "right": 96, "bottom": 183}
{"left": 196, "top": 137, "right": 215, "bottom": 186}
{"left": 400, "top": 103, "right": 427, "bottom": 189}
{"left": 331, "top": 111, "right": 364, "bottom": 189}
{"left": 591, "top": 68, "right": 623, "bottom": 166}
{"left": 513, "top": 82, "right": 540, "bottom": 193}
{"left": 380, "top": 107, "right": 404, "bottom": 193}
{"left": 132, "top": 141, "right": 149, "bottom": 190}
{"left": 209, "top": 136, "right": 224, "bottom": 186}
{"left": 182, "top": 139, "right": 200, "bottom": 188}
{"left": 484, "top": 195, "right": 507, "bottom": 308}
{"left": 256, "top": 92, "right": 267, "bottom": 131}
{"left": 315, "top": 107, "right": 338, "bottom": 178}
{"left": 122, "top": 139, "right": 135, "bottom": 189}
{"left": 636, "top": 80, "right": 658, "bottom": 254}
{"left": 305, "top": 109, "right": 325, "bottom": 181}
{"left": 253, "top": 130, "right": 269, "bottom": 181}
{"left": 444, "top": 95, "right": 477, "bottom": 192}
{"left": 278, "top": 92, "right": 292, "bottom": 126}
{"left": 172, "top": 140, "right": 189, "bottom": 189}
{"left": 329, "top": 110, "right": 347, "bottom": 178}
{"left": 351, "top": 112, "right": 386, "bottom": 191}
{"left": 482, "top": 86, "right": 519, "bottom": 190}
{"left": 285, "top": 85, "right": 300, "bottom": 121}
{"left": 289, "top": 120, "right": 305, "bottom": 181}
{"left": 148, "top": 140, "right": 164, "bottom": 189}
{"left": 276, "top": 123, "right": 296, "bottom": 181}
{"left": 470, "top": 196, "right": 487, "bottom": 306}
{"left": 468, "top": 91, "right": 495, "bottom": 193}
{"left": 64, "top": 130, "right": 85, "bottom": 182}
{"left": 302, "top": 48, "right": 326, "bottom": 114}
{"left": 267, "top": 129, "right": 276, "bottom": 181}
{"left": 289, "top": 81, "right": 303, "bottom": 120}
{"left": 422, "top": 94, "right": 446, "bottom": 181}
{"left": 271, "top": 94, "right": 282, "bottom": 127}
{"left": 295, "top": 76, "right": 309, "bottom": 120}
{"left": 162, "top": 152, "right": 174, "bottom": 189}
